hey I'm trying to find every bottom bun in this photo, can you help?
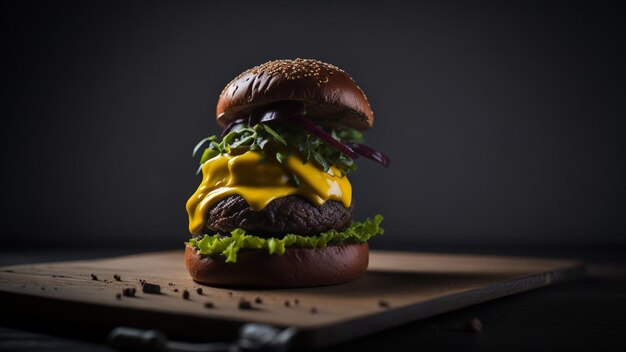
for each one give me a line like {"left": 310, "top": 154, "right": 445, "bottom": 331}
{"left": 184, "top": 242, "right": 369, "bottom": 288}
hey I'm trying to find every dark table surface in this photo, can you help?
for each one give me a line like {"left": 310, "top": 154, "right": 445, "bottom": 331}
{"left": 1, "top": 245, "right": 625, "bottom": 351}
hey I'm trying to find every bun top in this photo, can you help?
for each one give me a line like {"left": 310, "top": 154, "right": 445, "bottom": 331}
{"left": 216, "top": 59, "right": 373, "bottom": 130}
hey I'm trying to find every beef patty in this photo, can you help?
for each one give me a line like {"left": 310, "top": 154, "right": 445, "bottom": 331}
{"left": 199, "top": 195, "right": 352, "bottom": 237}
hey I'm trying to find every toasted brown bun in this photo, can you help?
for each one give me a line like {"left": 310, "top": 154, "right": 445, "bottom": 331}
{"left": 216, "top": 59, "right": 373, "bottom": 130}
{"left": 184, "top": 242, "right": 369, "bottom": 288}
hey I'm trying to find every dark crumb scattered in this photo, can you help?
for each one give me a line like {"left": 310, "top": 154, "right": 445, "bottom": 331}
{"left": 3, "top": 270, "right": 14, "bottom": 273}
{"left": 227, "top": 291, "right": 233, "bottom": 296}
{"left": 113, "top": 274, "right": 121, "bottom": 281}
{"left": 41, "top": 287, "right": 45, "bottom": 290}
{"left": 168, "top": 282, "right": 175, "bottom": 286}
{"left": 91, "top": 274, "right": 98, "bottom": 281}
{"left": 255, "top": 297, "right": 263, "bottom": 304}
{"left": 294, "top": 299, "right": 299, "bottom": 305}
{"left": 239, "top": 299, "right": 253, "bottom": 310}
{"left": 196, "top": 288, "right": 203, "bottom": 295}
{"left": 122, "top": 288, "right": 136, "bottom": 297}
{"left": 310, "top": 307, "right": 318, "bottom": 314}
{"left": 284, "top": 300, "right": 290, "bottom": 307}
{"left": 142, "top": 283, "right": 161, "bottom": 294}
{"left": 182, "top": 290, "right": 190, "bottom": 300}
{"left": 174, "top": 288, "right": 179, "bottom": 292}
{"left": 466, "top": 317, "right": 482, "bottom": 332}
{"left": 54, "top": 287, "right": 57, "bottom": 290}
{"left": 204, "top": 302, "right": 214, "bottom": 309}
{"left": 52, "top": 275, "right": 66, "bottom": 278}
{"left": 116, "top": 293, "right": 122, "bottom": 300}
{"left": 378, "top": 300, "right": 390, "bottom": 308}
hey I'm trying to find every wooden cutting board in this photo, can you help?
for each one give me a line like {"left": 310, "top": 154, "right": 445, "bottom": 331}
{"left": 0, "top": 250, "right": 584, "bottom": 349}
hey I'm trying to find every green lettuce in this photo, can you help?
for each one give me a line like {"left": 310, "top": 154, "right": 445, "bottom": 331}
{"left": 187, "top": 215, "right": 384, "bottom": 263}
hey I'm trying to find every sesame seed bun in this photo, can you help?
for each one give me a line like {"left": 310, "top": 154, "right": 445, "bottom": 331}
{"left": 184, "top": 242, "right": 369, "bottom": 288}
{"left": 216, "top": 59, "right": 374, "bottom": 130}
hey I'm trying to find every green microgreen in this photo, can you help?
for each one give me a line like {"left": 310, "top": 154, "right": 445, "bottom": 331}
{"left": 193, "top": 121, "right": 364, "bottom": 175}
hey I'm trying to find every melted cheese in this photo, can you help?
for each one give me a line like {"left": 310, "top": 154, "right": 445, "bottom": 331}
{"left": 186, "top": 151, "right": 352, "bottom": 234}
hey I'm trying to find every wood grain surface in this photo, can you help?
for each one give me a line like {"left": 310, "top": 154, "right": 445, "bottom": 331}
{"left": 0, "top": 250, "right": 585, "bottom": 349}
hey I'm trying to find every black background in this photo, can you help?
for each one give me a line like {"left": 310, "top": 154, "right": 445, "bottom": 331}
{"left": 1, "top": 0, "right": 625, "bottom": 250}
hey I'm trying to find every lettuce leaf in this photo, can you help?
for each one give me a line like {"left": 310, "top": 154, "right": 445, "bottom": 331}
{"left": 187, "top": 215, "right": 384, "bottom": 263}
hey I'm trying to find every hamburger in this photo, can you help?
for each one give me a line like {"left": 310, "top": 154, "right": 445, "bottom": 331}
{"left": 185, "top": 59, "right": 388, "bottom": 287}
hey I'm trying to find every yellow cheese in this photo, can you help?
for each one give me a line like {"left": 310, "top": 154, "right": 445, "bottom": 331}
{"left": 186, "top": 151, "right": 352, "bottom": 234}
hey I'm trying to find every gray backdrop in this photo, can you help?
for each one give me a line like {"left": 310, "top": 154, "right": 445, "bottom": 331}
{"left": 2, "top": 0, "right": 624, "bottom": 249}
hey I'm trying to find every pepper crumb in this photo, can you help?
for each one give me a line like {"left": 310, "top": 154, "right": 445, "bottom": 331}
{"left": 116, "top": 293, "right": 122, "bottom": 300}
{"left": 182, "top": 290, "right": 190, "bottom": 300}
{"left": 284, "top": 300, "right": 290, "bottom": 307}
{"left": 378, "top": 300, "right": 390, "bottom": 308}
{"left": 255, "top": 297, "right": 263, "bottom": 304}
{"left": 197, "top": 288, "right": 203, "bottom": 295}
{"left": 310, "top": 307, "right": 318, "bottom": 314}
{"left": 91, "top": 274, "right": 98, "bottom": 281}
{"left": 466, "top": 317, "right": 483, "bottom": 332}
{"left": 204, "top": 302, "right": 214, "bottom": 309}
{"left": 168, "top": 282, "right": 175, "bottom": 286}
{"left": 122, "top": 288, "right": 136, "bottom": 297}
{"left": 142, "top": 283, "right": 161, "bottom": 294}
{"left": 294, "top": 299, "right": 300, "bottom": 305}
{"left": 239, "top": 299, "right": 253, "bottom": 310}
{"left": 113, "top": 274, "right": 121, "bottom": 281}
{"left": 174, "top": 288, "right": 179, "bottom": 292}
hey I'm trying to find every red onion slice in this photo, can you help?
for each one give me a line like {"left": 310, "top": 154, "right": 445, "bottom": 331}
{"left": 349, "top": 143, "right": 390, "bottom": 167}
{"left": 291, "top": 116, "right": 360, "bottom": 159}
{"left": 249, "top": 101, "right": 306, "bottom": 126}
{"left": 222, "top": 102, "right": 305, "bottom": 137}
